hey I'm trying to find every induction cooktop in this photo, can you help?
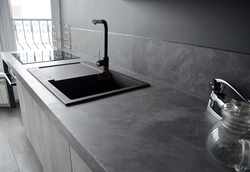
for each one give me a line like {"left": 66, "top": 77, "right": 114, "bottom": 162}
{"left": 12, "top": 50, "right": 80, "bottom": 64}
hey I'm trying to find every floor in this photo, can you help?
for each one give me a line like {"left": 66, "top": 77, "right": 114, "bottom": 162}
{"left": 0, "top": 104, "right": 43, "bottom": 172}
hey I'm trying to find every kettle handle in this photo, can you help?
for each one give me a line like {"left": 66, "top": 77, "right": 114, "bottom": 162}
{"left": 235, "top": 139, "right": 250, "bottom": 172}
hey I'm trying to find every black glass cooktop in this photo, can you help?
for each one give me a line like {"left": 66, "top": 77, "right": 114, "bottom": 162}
{"left": 12, "top": 50, "right": 80, "bottom": 64}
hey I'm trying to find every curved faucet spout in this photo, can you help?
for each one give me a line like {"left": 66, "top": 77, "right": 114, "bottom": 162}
{"left": 92, "top": 19, "right": 109, "bottom": 73}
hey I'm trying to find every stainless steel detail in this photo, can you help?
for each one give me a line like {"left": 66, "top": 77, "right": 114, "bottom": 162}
{"left": 4, "top": 73, "right": 16, "bottom": 86}
{"left": 207, "top": 98, "right": 223, "bottom": 120}
{"left": 214, "top": 79, "right": 250, "bottom": 104}
{"left": 207, "top": 78, "right": 250, "bottom": 120}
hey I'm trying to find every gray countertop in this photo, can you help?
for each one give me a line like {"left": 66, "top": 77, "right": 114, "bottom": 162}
{"left": 1, "top": 49, "right": 234, "bottom": 172}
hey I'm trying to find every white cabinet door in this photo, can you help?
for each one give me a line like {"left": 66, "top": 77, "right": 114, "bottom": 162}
{"left": 17, "top": 79, "right": 72, "bottom": 172}
{"left": 70, "top": 146, "right": 92, "bottom": 172}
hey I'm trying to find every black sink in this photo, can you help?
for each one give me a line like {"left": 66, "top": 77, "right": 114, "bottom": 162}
{"left": 49, "top": 71, "right": 149, "bottom": 104}
{"left": 28, "top": 61, "right": 150, "bottom": 105}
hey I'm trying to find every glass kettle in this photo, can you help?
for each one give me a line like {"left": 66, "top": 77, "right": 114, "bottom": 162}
{"left": 207, "top": 101, "right": 250, "bottom": 172}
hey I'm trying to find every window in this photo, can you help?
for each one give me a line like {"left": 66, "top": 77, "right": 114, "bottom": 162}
{"left": 10, "top": 0, "right": 53, "bottom": 50}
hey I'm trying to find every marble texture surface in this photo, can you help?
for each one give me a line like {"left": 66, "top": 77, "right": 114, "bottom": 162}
{"left": 1, "top": 50, "right": 236, "bottom": 172}
{"left": 69, "top": 28, "right": 250, "bottom": 102}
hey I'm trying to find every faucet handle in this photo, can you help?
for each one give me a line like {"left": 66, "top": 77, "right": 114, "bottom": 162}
{"left": 96, "top": 50, "right": 101, "bottom": 67}
{"left": 98, "top": 50, "right": 101, "bottom": 61}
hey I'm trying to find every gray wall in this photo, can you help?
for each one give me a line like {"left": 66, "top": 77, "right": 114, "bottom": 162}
{"left": 60, "top": 0, "right": 250, "bottom": 54}
{"left": 59, "top": 0, "right": 250, "bottom": 101}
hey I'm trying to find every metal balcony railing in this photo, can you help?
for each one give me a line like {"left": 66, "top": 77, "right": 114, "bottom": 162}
{"left": 12, "top": 18, "right": 55, "bottom": 50}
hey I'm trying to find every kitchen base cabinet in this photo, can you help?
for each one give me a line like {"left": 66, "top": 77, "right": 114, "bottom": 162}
{"left": 70, "top": 146, "right": 92, "bottom": 172}
{"left": 16, "top": 79, "right": 92, "bottom": 172}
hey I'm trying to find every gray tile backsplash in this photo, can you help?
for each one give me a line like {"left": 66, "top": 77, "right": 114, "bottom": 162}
{"left": 68, "top": 28, "right": 250, "bottom": 101}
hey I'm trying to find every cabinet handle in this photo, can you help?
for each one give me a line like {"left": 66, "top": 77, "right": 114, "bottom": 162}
{"left": 4, "top": 73, "right": 16, "bottom": 86}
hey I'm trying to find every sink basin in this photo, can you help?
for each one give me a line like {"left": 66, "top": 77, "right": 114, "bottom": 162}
{"left": 28, "top": 61, "right": 150, "bottom": 105}
{"left": 49, "top": 71, "right": 149, "bottom": 104}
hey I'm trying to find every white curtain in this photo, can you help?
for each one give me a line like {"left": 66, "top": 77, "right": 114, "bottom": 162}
{"left": 0, "top": 0, "right": 16, "bottom": 71}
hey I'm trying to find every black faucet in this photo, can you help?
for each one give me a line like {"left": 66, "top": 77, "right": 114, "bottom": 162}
{"left": 92, "top": 19, "right": 109, "bottom": 73}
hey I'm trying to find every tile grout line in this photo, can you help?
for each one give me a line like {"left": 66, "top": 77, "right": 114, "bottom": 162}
{"left": 69, "top": 144, "right": 73, "bottom": 172}
{"left": 3, "top": 107, "right": 24, "bottom": 172}
{"left": 13, "top": 147, "right": 32, "bottom": 156}
{"left": 12, "top": 108, "right": 23, "bottom": 172}
{"left": 6, "top": 106, "right": 43, "bottom": 172}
